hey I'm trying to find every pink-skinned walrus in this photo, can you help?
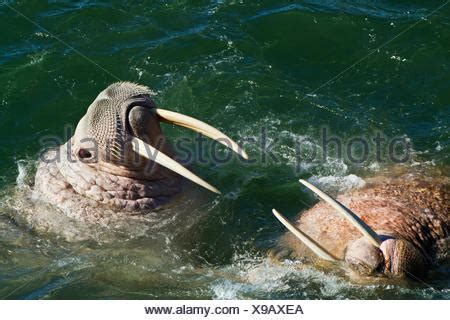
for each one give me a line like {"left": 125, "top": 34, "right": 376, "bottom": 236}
{"left": 270, "top": 169, "right": 449, "bottom": 281}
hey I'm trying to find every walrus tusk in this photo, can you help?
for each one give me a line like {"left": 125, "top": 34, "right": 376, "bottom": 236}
{"left": 272, "top": 209, "right": 337, "bottom": 262}
{"left": 155, "top": 108, "right": 248, "bottom": 160}
{"left": 299, "top": 179, "right": 382, "bottom": 247}
{"left": 131, "top": 136, "right": 221, "bottom": 194}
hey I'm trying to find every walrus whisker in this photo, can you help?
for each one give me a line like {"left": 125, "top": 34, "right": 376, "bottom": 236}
{"left": 272, "top": 209, "right": 337, "bottom": 262}
{"left": 299, "top": 179, "right": 382, "bottom": 247}
{"left": 155, "top": 108, "right": 248, "bottom": 160}
{"left": 131, "top": 136, "right": 221, "bottom": 194}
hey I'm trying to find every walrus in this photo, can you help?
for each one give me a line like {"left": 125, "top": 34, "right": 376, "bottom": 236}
{"left": 270, "top": 172, "right": 449, "bottom": 281}
{"left": 33, "top": 82, "right": 247, "bottom": 223}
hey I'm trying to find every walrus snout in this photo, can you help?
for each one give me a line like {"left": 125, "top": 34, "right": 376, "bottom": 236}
{"left": 72, "top": 90, "right": 169, "bottom": 174}
{"left": 345, "top": 237, "right": 384, "bottom": 276}
{"left": 344, "top": 236, "right": 427, "bottom": 278}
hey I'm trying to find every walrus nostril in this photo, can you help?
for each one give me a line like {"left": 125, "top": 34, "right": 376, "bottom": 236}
{"left": 78, "top": 148, "right": 92, "bottom": 159}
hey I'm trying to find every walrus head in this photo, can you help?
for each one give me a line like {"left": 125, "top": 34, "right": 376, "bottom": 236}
{"left": 344, "top": 236, "right": 427, "bottom": 279}
{"left": 272, "top": 180, "right": 428, "bottom": 280}
{"left": 53, "top": 82, "right": 247, "bottom": 210}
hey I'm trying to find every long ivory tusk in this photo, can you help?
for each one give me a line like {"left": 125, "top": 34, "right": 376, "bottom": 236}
{"left": 299, "top": 179, "right": 382, "bottom": 247}
{"left": 131, "top": 136, "right": 220, "bottom": 194}
{"left": 155, "top": 108, "right": 248, "bottom": 160}
{"left": 272, "top": 209, "right": 337, "bottom": 262}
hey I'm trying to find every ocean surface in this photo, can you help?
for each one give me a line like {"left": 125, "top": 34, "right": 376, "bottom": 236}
{"left": 0, "top": 0, "right": 449, "bottom": 299}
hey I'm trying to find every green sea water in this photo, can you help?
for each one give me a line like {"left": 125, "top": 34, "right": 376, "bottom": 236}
{"left": 0, "top": 0, "right": 449, "bottom": 299}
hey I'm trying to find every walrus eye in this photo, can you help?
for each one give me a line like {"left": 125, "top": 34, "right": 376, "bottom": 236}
{"left": 78, "top": 148, "right": 92, "bottom": 159}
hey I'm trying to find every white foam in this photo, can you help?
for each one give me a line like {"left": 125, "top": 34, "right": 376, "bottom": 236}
{"left": 211, "top": 256, "right": 295, "bottom": 299}
{"left": 368, "top": 161, "right": 381, "bottom": 171}
{"left": 16, "top": 160, "right": 28, "bottom": 189}
{"left": 308, "top": 174, "right": 366, "bottom": 193}
{"left": 209, "top": 253, "right": 361, "bottom": 299}
{"left": 211, "top": 280, "right": 242, "bottom": 299}
{"left": 390, "top": 55, "right": 407, "bottom": 62}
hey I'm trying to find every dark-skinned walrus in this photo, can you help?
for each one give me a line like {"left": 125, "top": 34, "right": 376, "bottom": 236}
{"left": 270, "top": 170, "right": 449, "bottom": 281}
{"left": 33, "top": 82, "right": 247, "bottom": 224}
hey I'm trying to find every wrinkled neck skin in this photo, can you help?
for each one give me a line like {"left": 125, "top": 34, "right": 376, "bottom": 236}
{"left": 34, "top": 140, "right": 183, "bottom": 221}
